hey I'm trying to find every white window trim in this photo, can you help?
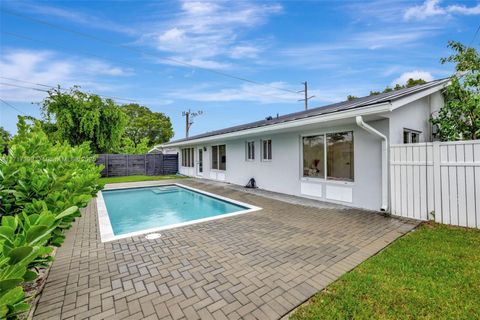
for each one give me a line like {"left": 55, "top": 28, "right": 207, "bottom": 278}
{"left": 403, "top": 128, "right": 422, "bottom": 144}
{"left": 211, "top": 144, "right": 226, "bottom": 171}
{"left": 261, "top": 139, "right": 272, "bottom": 162}
{"left": 299, "top": 130, "right": 355, "bottom": 183}
{"left": 245, "top": 141, "right": 255, "bottom": 161}
{"left": 181, "top": 147, "right": 195, "bottom": 167}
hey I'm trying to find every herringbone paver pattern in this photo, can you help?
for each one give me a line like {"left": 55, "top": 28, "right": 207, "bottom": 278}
{"left": 34, "top": 179, "right": 417, "bottom": 320}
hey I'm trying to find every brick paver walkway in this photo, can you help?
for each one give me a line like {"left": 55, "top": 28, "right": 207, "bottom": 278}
{"left": 34, "top": 179, "right": 417, "bottom": 320}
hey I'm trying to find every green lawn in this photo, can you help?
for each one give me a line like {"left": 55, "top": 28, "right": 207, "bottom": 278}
{"left": 100, "top": 174, "right": 185, "bottom": 184}
{"left": 291, "top": 223, "right": 480, "bottom": 320}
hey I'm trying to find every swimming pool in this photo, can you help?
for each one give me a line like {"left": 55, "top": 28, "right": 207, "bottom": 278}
{"left": 96, "top": 184, "right": 261, "bottom": 242}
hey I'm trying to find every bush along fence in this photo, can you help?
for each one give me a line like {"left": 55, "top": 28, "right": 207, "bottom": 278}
{"left": 390, "top": 140, "right": 480, "bottom": 229}
{"left": 0, "top": 118, "right": 103, "bottom": 319}
{"left": 96, "top": 153, "right": 178, "bottom": 177}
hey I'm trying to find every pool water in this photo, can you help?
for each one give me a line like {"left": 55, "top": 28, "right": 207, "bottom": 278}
{"left": 102, "top": 185, "right": 248, "bottom": 235}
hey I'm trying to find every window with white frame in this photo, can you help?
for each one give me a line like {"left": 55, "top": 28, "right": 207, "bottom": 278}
{"left": 261, "top": 139, "right": 272, "bottom": 161}
{"left": 246, "top": 141, "right": 255, "bottom": 161}
{"left": 302, "top": 131, "right": 354, "bottom": 181}
{"left": 211, "top": 144, "right": 226, "bottom": 170}
{"left": 181, "top": 147, "right": 194, "bottom": 167}
{"left": 403, "top": 129, "right": 421, "bottom": 144}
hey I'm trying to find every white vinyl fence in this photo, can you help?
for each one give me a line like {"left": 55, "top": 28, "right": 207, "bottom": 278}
{"left": 390, "top": 140, "right": 480, "bottom": 229}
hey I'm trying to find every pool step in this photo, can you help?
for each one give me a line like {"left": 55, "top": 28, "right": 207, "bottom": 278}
{"left": 151, "top": 187, "right": 180, "bottom": 194}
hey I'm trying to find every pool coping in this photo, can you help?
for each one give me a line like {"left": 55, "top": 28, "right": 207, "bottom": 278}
{"left": 96, "top": 182, "right": 262, "bottom": 242}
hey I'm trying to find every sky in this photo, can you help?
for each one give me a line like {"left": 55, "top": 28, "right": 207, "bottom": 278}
{"left": 0, "top": 0, "right": 479, "bottom": 140}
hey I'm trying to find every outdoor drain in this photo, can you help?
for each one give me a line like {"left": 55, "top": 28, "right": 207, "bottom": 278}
{"left": 145, "top": 233, "right": 161, "bottom": 240}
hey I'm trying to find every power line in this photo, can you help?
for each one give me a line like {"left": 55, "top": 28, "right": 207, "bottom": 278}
{"left": 2, "top": 31, "right": 137, "bottom": 69}
{"left": 0, "top": 79, "right": 138, "bottom": 102}
{"left": 0, "top": 82, "right": 48, "bottom": 92}
{"left": 0, "top": 77, "right": 51, "bottom": 88}
{"left": 1, "top": 9, "right": 301, "bottom": 95}
{"left": 0, "top": 98, "right": 27, "bottom": 115}
{"left": 468, "top": 24, "right": 480, "bottom": 48}
{"left": 2, "top": 30, "right": 300, "bottom": 102}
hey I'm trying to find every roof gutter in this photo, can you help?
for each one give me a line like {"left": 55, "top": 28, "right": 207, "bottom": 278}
{"left": 355, "top": 116, "right": 389, "bottom": 212}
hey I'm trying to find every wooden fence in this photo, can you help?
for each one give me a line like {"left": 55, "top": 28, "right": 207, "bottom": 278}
{"left": 96, "top": 153, "right": 178, "bottom": 177}
{"left": 390, "top": 140, "right": 480, "bottom": 229}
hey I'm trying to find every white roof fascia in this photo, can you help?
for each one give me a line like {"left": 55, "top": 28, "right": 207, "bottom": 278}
{"left": 390, "top": 82, "right": 449, "bottom": 111}
{"left": 148, "top": 146, "right": 162, "bottom": 153}
{"left": 166, "top": 102, "right": 392, "bottom": 147}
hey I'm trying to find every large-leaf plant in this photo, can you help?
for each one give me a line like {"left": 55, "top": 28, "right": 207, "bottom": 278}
{"left": 0, "top": 117, "right": 104, "bottom": 318}
{"left": 0, "top": 206, "right": 78, "bottom": 319}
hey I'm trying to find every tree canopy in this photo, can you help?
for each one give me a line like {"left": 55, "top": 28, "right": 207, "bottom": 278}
{"left": 431, "top": 41, "right": 479, "bottom": 141}
{"left": 347, "top": 78, "right": 427, "bottom": 100}
{"left": 121, "top": 103, "right": 174, "bottom": 148}
{"left": 369, "top": 78, "right": 427, "bottom": 96}
{"left": 0, "top": 126, "right": 11, "bottom": 144}
{"left": 41, "top": 87, "right": 127, "bottom": 153}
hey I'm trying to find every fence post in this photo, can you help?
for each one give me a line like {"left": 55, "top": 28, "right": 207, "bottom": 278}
{"left": 153, "top": 154, "right": 156, "bottom": 176}
{"left": 106, "top": 154, "right": 109, "bottom": 177}
{"left": 126, "top": 155, "right": 129, "bottom": 176}
{"left": 144, "top": 154, "right": 147, "bottom": 176}
{"left": 432, "top": 141, "right": 442, "bottom": 224}
{"left": 160, "top": 155, "right": 164, "bottom": 175}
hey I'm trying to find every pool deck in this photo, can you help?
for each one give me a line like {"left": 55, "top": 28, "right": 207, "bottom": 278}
{"left": 34, "top": 179, "right": 418, "bottom": 320}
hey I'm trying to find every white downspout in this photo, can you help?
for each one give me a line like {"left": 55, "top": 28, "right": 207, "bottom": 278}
{"left": 355, "top": 116, "right": 389, "bottom": 212}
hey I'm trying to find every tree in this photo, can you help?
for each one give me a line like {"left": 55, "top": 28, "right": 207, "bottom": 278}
{"left": 117, "top": 137, "right": 150, "bottom": 154}
{"left": 348, "top": 78, "right": 427, "bottom": 100}
{"left": 369, "top": 78, "right": 427, "bottom": 96}
{"left": 0, "top": 126, "right": 11, "bottom": 144}
{"left": 41, "top": 87, "right": 127, "bottom": 153}
{"left": 431, "top": 41, "right": 479, "bottom": 141}
{"left": 122, "top": 103, "right": 174, "bottom": 147}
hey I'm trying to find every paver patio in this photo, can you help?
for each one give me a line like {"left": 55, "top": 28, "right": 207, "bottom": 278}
{"left": 34, "top": 179, "right": 418, "bottom": 320}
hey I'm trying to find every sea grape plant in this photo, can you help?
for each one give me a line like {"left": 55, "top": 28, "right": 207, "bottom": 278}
{"left": 0, "top": 206, "right": 78, "bottom": 319}
{"left": 0, "top": 117, "right": 104, "bottom": 318}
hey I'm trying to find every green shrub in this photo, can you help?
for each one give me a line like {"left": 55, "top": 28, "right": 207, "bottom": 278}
{"left": 1, "top": 118, "right": 103, "bottom": 218}
{"left": 0, "top": 206, "right": 78, "bottom": 319}
{"left": 0, "top": 118, "right": 103, "bottom": 318}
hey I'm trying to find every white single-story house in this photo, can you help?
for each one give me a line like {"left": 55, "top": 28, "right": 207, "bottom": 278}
{"left": 157, "top": 79, "right": 449, "bottom": 211}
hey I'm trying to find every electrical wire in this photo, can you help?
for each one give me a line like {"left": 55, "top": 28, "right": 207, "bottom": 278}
{"left": 0, "top": 79, "right": 138, "bottom": 102}
{"left": 2, "top": 31, "right": 300, "bottom": 102}
{"left": 0, "top": 98, "right": 27, "bottom": 115}
{"left": 468, "top": 24, "right": 480, "bottom": 48}
{"left": 1, "top": 9, "right": 302, "bottom": 95}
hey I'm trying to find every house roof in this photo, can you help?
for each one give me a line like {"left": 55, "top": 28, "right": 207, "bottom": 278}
{"left": 166, "top": 78, "right": 449, "bottom": 145}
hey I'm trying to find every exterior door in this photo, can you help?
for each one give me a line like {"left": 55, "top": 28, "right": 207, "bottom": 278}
{"left": 197, "top": 148, "right": 203, "bottom": 175}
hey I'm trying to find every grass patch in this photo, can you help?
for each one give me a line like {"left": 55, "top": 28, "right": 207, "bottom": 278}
{"left": 290, "top": 223, "right": 480, "bottom": 320}
{"left": 100, "top": 175, "right": 185, "bottom": 184}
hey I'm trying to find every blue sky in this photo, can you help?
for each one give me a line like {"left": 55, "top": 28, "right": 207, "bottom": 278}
{"left": 1, "top": 0, "right": 479, "bottom": 140}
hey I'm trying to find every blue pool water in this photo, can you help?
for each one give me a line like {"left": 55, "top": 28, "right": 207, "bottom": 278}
{"left": 102, "top": 185, "right": 247, "bottom": 235}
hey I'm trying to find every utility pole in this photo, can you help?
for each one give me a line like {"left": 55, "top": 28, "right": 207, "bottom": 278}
{"left": 298, "top": 81, "right": 315, "bottom": 110}
{"left": 182, "top": 109, "right": 203, "bottom": 138}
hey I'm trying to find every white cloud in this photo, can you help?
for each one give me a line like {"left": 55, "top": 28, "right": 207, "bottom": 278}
{"left": 166, "top": 81, "right": 345, "bottom": 104}
{"left": 167, "top": 82, "right": 298, "bottom": 104}
{"left": 404, "top": 0, "right": 480, "bottom": 20}
{"left": 145, "top": 0, "right": 282, "bottom": 69}
{"left": 230, "top": 45, "right": 262, "bottom": 59}
{"left": 356, "top": 29, "right": 434, "bottom": 50}
{"left": 274, "top": 27, "right": 437, "bottom": 71}
{"left": 4, "top": 1, "right": 137, "bottom": 35}
{"left": 392, "top": 70, "right": 434, "bottom": 86}
{"left": 0, "top": 49, "right": 132, "bottom": 102}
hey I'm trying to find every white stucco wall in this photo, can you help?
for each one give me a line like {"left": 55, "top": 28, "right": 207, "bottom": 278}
{"left": 389, "top": 92, "right": 444, "bottom": 144}
{"left": 179, "top": 120, "right": 388, "bottom": 211}
{"left": 176, "top": 91, "right": 441, "bottom": 211}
